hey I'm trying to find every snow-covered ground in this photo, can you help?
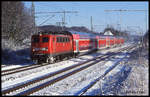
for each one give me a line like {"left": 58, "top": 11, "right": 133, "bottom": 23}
{"left": 2, "top": 38, "right": 32, "bottom": 66}
{"left": 83, "top": 46, "right": 149, "bottom": 96}
{"left": 30, "top": 45, "right": 132, "bottom": 95}
{"left": 2, "top": 43, "right": 129, "bottom": 89}
{"left": 1, "top": 42, "right": 149, "bottom": 96}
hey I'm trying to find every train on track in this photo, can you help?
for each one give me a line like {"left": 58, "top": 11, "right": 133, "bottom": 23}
{"left": 31, "top": 30, "right": 124, "bottom": 64}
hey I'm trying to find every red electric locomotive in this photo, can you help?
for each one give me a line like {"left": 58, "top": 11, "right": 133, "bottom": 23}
{"left": 31, "top": 31, "right": 73, "bottom": 64}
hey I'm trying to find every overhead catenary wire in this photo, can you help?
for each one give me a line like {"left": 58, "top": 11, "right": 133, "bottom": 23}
{"left": 104, "top": 9, "right": 148, "bottom": 36}
{"left": 38, "top": 15, "right": 55, "bottom": 26}
{"left": 35, "top": 10, "right": 78, "bottom": 30}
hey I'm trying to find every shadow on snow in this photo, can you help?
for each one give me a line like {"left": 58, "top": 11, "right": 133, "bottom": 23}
{"left": 2, "top": 47, "right": 33, "bottom": 66}
{"left": 86, "top": 65, "right": 132, "bottom": 95}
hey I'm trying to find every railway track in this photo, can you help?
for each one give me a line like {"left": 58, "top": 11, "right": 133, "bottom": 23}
{"left": 2, "top": 65, "right": 7, "bottom": 68}
{"left": 1, "top": 63, "right": 49, "bottom": 76}
{"left": 77, "top": 45, "right": 136, "bottom": 95}
{"left": 1, "top": 50, "right": 97, "bottom": 77}
{"left": 2, "top": 44, "right": 136, "bottom": 96}
{"left": 1, "top": 44, "right": 130, "bottom": 77}
{"left": 2, "top": 54, "right": 109, "bottom": 95}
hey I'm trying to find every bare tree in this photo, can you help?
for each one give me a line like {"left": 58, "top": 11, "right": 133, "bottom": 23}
{"left": 2, "top": 1, "right": 36, "bottom": 46}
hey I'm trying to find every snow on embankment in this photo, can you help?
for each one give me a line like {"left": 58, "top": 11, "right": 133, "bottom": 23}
{"left": 2, "top": 38, "right": 33, "bottom": 65}
{"left": 85, "top": 46, "right": 149, "bottom": 96}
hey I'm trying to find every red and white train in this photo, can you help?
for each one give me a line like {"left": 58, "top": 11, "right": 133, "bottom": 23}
{"left": 31, "top": 31, "right": 124, "bottom": 64}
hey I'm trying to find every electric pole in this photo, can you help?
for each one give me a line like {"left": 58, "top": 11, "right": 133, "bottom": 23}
{"left": 94, "top": 25, "right": 106, "bottom": 34}
{"left": 35, "top": 10, "right": 78, "bottom": 30}
{"left": 31, "top": 2, "right": 36, "bottom": 34}
{"left": 91, "top": 16, "right": 93, "bottom": 32}
{"left": 105, "top": 9, "right": 148, "bottom": 73}
{"left": 105, "top": 9, "right": 148, "bottom": 36}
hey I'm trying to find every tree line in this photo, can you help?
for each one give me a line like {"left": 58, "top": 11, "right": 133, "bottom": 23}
{"left": 38, "top": 25, "right": 94, "bottom": 33}
{"left": 2, "top": 1, "right": 36, "bottom": 45}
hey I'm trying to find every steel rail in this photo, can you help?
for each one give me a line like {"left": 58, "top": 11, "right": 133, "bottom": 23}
{"left": 1, "top": 64, "right": 48, "bottom": 76}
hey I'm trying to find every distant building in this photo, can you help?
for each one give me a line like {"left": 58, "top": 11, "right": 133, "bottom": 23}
{"left": 104, "top": 30, "right": 113, "bottom": 36}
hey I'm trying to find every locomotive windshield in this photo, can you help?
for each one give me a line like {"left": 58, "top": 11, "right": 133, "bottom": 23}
{"left": 32, "top": 37, "right": 39, "bottom": 43}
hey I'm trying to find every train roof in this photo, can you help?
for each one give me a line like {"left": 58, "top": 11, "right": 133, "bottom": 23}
{"left": 68, "top": 30, "right": 97, "bottom": 36}
{"left": 32, "top": 30, "right": 96, "bottom": 38}
{"left": 68, "top": 30, "right": 92, "bottom": 35}
{"left": 67, "top": 30, "right": 96, "bottom": 38}
{"left": 33, "top": 30, "right": 124, "bottom": 39}
{"left": 36, "top": 31, "right": 73, "bottom": 35}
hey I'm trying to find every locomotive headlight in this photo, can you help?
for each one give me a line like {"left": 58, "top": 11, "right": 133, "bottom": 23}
{"left": 32, "top": 47, "right": 48, "bottom": 51}
{"left": 33, "top": 48, "right": 40, "bottom": 51}
{"left": 41, "top": 47, "right": 48, "bottom": 51}
{"left": 32, "top": 48, "right": 35, "bottom": 52}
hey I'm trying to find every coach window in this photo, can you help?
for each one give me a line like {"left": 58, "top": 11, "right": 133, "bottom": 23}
{"left": 64, "top": 37, "right": 67, "bottom": 42}
{"left": 64, "top": 37, "right": 66, "bottom": 42}
{"left": 66, "top": 37, "right": 68, "bottom": 42}
{"left": 62, "top": 37, "right": 64, "bottom": 42}
{"left": 56, "top": 37, "right": 58, "bottom": 42}
{"left": 60, "top": 37, "right": 63, "bottom": 42}
{"left": 42, "top": 37, "right": 49, "bottom": 43}
{"left": 59, "top": 37, "right": 61, "bottom": 42}
{"left": 57, "top": 37, "right": 59, "bottom": 42}
{"left": 67, "top": 37, "right": 69, "bottom": 42}
{"left": 58, "top": 37, "right": 60, "bottom": 42}
{"left": 63, "top": 37, "right": 65, "bottom": 42}
{"left": 67, "top": 37, "right": 70, "bottom": 42}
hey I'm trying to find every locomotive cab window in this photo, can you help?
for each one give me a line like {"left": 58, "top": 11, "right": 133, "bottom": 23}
{"left": 42, "top": 37, "right": 49, "bottom": 43}
{"left": 32, "top": 37, "right": 39, "bottom": 43}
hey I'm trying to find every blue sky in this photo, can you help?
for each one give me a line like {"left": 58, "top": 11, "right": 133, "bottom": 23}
{"left": 24, "top": 1, "right": 148, "bottom": 34}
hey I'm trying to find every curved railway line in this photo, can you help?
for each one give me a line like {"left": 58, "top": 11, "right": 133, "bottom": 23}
{"left": 2, "top": 44, "right": 136, "bottom": 96}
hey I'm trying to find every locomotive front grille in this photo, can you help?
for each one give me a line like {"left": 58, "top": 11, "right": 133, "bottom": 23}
{"left": 31, "top": 53, "right": 49, "bottom": 60}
